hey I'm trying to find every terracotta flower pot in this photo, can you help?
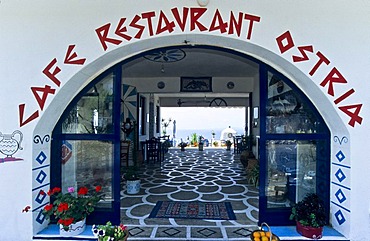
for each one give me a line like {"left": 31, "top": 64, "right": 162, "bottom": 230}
{"left": 296, "top": 221, "right": 323, "bottom": 239}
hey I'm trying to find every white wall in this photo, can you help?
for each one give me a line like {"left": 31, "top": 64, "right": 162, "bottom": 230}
{"left": 0, "top": 1, "right": 369, "bottom": 240}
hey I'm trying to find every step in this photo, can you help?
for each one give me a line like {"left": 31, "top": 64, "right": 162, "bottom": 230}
{"left": 34, "top": 224, "right": 348, "bottom": 241}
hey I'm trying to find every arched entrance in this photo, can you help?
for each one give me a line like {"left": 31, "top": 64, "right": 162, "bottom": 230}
{"left": 32, "top": 34, "right": 347, "bottom": 236}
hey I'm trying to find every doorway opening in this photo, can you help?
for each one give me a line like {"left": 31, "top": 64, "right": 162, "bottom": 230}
{"left": 44, "top": 42, "right": 331, "bottom": 239}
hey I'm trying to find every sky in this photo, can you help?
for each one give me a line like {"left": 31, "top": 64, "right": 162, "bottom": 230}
{"left": 161, "top": 107, "right": 247, "bottom": 139}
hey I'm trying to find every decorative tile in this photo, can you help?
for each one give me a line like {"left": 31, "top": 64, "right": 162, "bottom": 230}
{"left": 335, "top": 169, "right": 346, "bottom": 183}
{"left": 335, "top": 189, "right": 346, "bottom": 204}
{"left": 334, "top": 209, "right": 346, "bottom": 225}
{"left": 35, "top": 190, "right": 47, "bottom": 204}
{"left": 35, "top": 170, "right": 47, "bottom": 184}
{"left": 162, "top": 227, "right": 181, "bottom": 237}
{"left": 35, "top": 209, "right": 46, "bottom": 225}
{"left": 128, "top": 227, "right": 145, "bottom": 236}
{"left": 197, "top": 228, "right": 217, "bottom": 237}
{"left": 35, "top": 151, "right": 47, "bottom": 165}
{"left": 335, "top": 150, "right": 345, "bottom": 162}
{"left": 233, "top": 227, "right": 253, "bottom": 237}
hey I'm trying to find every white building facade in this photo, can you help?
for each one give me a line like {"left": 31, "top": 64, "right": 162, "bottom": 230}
{"left": 0, "top": 1, "right": 369, "bottom": 240}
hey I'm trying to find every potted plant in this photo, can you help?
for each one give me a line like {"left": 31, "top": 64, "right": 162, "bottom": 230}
{"left": 123, "top": 166, "right": 141, "bottom": 194}
{"left": 43, "top": 185, "right": 103, "bottom": 236}
{"left": 225, "top": 140, "right": 232, "bottom": 151}
{"left": 179, "top": 142, "right": 187, "bottom": 151}
{"left": 290, "top": 193, "right": 326, "bottom": 239}
{"left": 92, "top": 221, "right": 129, "bottom": 241}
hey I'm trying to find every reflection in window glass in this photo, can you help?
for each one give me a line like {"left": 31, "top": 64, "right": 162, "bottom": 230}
{"left": 62, "top": 74, "right": 114, "bottom": 134}
{"left": 61, "top": 140, "right": 113, "bottom": 208}
{"left": 266, "top": 72, "right": 324, "bottom": 134}
{"left": 265, "top": 140, "right": 318, "bottom": 208}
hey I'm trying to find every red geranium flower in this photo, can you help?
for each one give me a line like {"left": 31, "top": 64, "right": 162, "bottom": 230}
{"left": 57, "top": 202, "right": 69, "bottom": 212}
{"left": 53, "top": 187, "right": 61, "bottom": 193}
{"left": 44, "top": 204, "right": 53, "bottom": 212}
{"left": 61, "top": 217, "right": 75, "bottom": 226}
{"left": 78, "top": 187, "right": 88, "bottom": 195}
{"left": 95, "top": 186, "right": 102, "bottom": 192}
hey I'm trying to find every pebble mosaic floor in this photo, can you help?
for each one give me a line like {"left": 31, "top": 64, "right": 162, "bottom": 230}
{"left": 120, "top": 148, "right": 260, "bottom": 240}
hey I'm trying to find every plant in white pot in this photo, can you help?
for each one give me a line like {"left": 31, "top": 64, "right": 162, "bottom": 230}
{"left": 123, "top": 166, "right": 141, "bottom": 194}
{"left": 43, "top": 185, "right": 103, "bottom": 236}
{"left": 290, "top": 193, "right": 326, "bottom": 239}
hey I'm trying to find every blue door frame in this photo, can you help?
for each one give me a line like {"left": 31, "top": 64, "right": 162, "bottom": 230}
{"left": 51, "top": 45, "right": 330, "bottom": 227}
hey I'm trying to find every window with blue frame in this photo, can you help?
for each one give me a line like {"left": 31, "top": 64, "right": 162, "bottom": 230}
{"left": 259, "top": 69, "right": 330, "bottom": 225}
{"left": 52, "top": 68, "right": 121, "bottom": 225}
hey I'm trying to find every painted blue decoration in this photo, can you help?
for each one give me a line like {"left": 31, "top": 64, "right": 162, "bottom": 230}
{"left": 335, "top": 169, "right": 346, "bottom": 183}
{"left": 335, "top": 150, "right": 345, "bottom": 162}
{"left": 335, "top": 189, "right": 346, "bottom": 203}
{"left": 35, "top": 190, "right": 47, "bottom": 204}
{"left": 36, "top": 151, "right": 47, "bottom": 165}
{"left": 334, "top": 210, "right": 346, "bottom": 225}
{"left": 36, "top": 170, "right": 47, "bottom": 184}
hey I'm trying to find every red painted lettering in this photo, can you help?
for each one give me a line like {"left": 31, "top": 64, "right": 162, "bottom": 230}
{"left": 292, "top": 45, "right": 314, "bottom": 62}
{"left": 309, "top": 51, "right": 330, "bottom": 76}
{"left": 209, "top": 9, "right": 228, "bottom": 33}
{"left": 334, "top": 89, "right": 355, "bottom": 105}
{"left": 244, "top": 13, "right": 260, "bottom": 40}
{"left": 228, "top": 12, "right": 243, "bottom": 37}
{"left": 31, "top": 85, "right": 56, "bottom": 111}
{"left": 115, "top": 18, "right": 132, "bottom": 41}
{"left": 95, "top": 23, "right": 122, "bottom": 51}
{"left": 171, "top": 7, "right": 189, "bottom": 31}
{"left": 320, "top": 67, "right": 347, "bottom": 96}
{"left": 156, "top": 11, "right": 175, "bottom": 34}
{"left": 276, "top": 31, "right": 295, "bottom": 54}
{"left": 141, "top": 11, "right": 156, "bottom": 36}
{"left": 64, "top": 45, "right": 86, "bottom": 65}
{"left": 190, "top": 8, "right": 208, "bottom": 31}
{"left": 339, "top": 104, "right": 363, "bottom": 127}
{"left": 130, "top": 15, "right": 145, "bottom": 39}
{"left": 42, "top": 58, "right": 61, "bottom": 87}
{"left": 19, "top": 104, "right": 39, "bottom": 127}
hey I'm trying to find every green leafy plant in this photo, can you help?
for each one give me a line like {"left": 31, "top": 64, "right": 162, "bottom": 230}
{"left": 43, "top": 186, "right": 103, "bottom": 231}
{"left": 92, "top": 221, "right": 128, "bottom": 241}
{"left": 190, "top": 133, "right": 198, "bottom": 146}
{"left": 290, "top": 193, "right": 326, "bottom": 228}
{"left": 247, "top": 163, "right": 259, "bottom": 187}
{"left": 123, "top": 166, "right": 140, "bottom": 181}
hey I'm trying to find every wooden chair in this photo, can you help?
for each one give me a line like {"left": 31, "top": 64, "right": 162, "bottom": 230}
{"left": 120, "top": 140, "right": 130, "bottom": 167}
{"left": 145, "top": 138, "right": 160, "bottom": 164}
{"left": 233, "top": 136, "right": 242, "bottom": 154}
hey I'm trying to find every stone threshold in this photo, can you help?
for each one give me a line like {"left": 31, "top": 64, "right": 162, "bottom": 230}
{"left": 34, "top": 224, "right": 348, "bottom": 241}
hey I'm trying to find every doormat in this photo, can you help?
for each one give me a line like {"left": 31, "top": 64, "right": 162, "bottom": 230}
{"left": 148, "top": 201, "right": 236, "bottom": 220}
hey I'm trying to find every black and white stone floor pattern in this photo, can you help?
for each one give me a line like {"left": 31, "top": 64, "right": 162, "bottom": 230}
{"left": 120, "top": 148, "right": 259, "bottom": 240}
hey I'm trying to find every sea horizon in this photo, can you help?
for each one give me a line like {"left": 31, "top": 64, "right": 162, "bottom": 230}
{"left": 164, "top": 127, "right": 246, "bottom": 142}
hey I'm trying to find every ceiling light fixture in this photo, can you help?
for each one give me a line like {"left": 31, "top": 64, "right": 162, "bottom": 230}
{"left": 161, "top": 64, "right": 165, "bottom": 73}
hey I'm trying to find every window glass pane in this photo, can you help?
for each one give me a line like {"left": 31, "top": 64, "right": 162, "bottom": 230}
{"left": 266, "top": 72, "right": 324, "bottom": 134}
{"left": 62, "top": 74, "right": 114, "bottom": 134}
{"left": 61, "top": 140, "right": 113, "bottom": 208}
{"left": 265, "top": 140, "right": 318, "bottom": 208}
